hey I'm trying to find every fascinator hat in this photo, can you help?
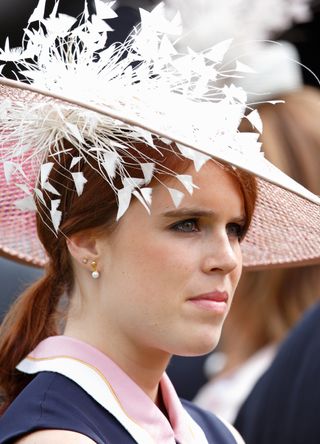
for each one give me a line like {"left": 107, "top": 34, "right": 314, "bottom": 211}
{"left": 0, "top": 1, "right": 319, "bottom": 270}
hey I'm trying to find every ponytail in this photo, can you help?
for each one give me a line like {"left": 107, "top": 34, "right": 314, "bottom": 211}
{"left": 0, "top": 266, "right": 65, "bottom": 413}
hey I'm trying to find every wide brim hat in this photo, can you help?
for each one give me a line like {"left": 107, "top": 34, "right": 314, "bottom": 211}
{"left": 0, "top": 1, "right": 319, "bottom": 270}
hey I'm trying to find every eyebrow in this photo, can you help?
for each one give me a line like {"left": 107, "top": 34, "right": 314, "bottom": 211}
{"left": 162, "top": 208, "right": 246, "bottom": 223}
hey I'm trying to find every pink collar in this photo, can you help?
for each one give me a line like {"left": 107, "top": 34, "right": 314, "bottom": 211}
{"left": 19, "top": 335, "right": 208, "bottom": 444}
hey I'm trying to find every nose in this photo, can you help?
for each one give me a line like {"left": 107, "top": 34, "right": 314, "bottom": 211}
{"left": 201, "top": 233, "right": 241, "bottom": 274}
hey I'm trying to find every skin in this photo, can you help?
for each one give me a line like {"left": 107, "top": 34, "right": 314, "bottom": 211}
{"left": 16, "top": 430, "right": 95, "bottom": 444}
{"left": 17, "top": 161, "right": 245, "bottom": 443}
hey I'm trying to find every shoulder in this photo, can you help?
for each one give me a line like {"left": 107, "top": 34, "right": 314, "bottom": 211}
{"left": 234, "top": 303, "right": 320, "bottom": 443}
{"left": 255, "top": 302, "right": 320, "bottom": 383}
{"left": 0, "top": 372, "right": 106, "bottom": 444}
{"left": 242, "top": 302, "right": 320, "bottom": 397}
{"left": 280, "top": 302, "right": 320, "bottom": 351}
{"left": 0, "top": 371, "right": 137, "bottom": 444}
{"left": 15, "top": 430, "right": 95, "bottom": 444}
{"left": 181, "top": 399, "right": 245, "bottom": 444}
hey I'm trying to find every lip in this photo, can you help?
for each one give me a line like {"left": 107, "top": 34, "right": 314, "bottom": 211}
{"left": 187, "top": 291, "right": 229, "bottom": 313}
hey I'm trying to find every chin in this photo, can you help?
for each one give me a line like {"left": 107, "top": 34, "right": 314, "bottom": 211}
{"left": 175, "top": 328, "right": 222, "bottom": 357}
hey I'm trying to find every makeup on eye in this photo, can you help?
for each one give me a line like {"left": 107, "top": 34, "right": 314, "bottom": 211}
{"left": 170, "top": 218, "right": 200, "bottom": 233}
{"left": 167, "top": 212, "right": 247, "bottom": 239}
{"left": 226, "top": 222, "right": 246, "bottom": 241}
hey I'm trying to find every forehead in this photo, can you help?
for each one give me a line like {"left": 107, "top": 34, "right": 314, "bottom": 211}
{"left": 150, "top": 160, "right": 245, "bottom": 217}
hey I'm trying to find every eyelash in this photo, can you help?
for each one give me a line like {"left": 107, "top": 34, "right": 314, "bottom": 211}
{"left": 170, "top": 218, "right": 246, "bottom": 241}
{"left": 226, "top": 223, "right": 246, "bottom": 241}
{"left": 171, "top": 218, "right": 200, "bottom": 233}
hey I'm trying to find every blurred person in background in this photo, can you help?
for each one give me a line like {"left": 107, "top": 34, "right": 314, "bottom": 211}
{"left": 234, "top": 300, "right": 320, "bottom": 444}
{"left": 0, "top": 258, "right": 42, "bottom": 322}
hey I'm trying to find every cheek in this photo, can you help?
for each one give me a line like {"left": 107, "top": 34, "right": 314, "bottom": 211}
{"left": 117, "top": 237, "right": 196, "bottom": 303}
{"left": 132, "top": 235, "right": 196, "bottom": 274}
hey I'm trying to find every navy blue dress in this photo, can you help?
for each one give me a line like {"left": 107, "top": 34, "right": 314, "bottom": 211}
{"left": 0, "top": 372, "right": 240, "bottom": 443}
{"left": 234, "top": 302, "right": 320, "bottom": 444}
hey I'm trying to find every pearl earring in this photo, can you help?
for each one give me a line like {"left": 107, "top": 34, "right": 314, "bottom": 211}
{"left": 91, "top": 261, "right": 100, "bottom": 279}
{"left": 82, "top": 257, "right": 88, "bottom": 264}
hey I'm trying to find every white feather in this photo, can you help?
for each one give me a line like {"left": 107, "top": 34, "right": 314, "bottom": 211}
{"left": 70, "top": 157, "right": 82, "bottom": 169}
{"left": 50, "top": 199, "right": 62, "bottom": 232}
{"left": 246, "top": 109, "right": 263, "bottom": 133}
{"left": 40, "top": 163, "right": 54, "bottom": 188}
{"left": 176, "top": 174, "right": 199, "bottom": 195}
{"left": 43, "top": 181, "right": 61, "bottom": 196}
{"left": 3, "top": 161, "right": 16, "bottom": 183}
{"left": 14, "top": 196, "right": 37, "bottom": 211}
{"left": 235, "top": 61, "right": 256, "bottom": 74}
{"left": 90, "top": 14, "right": 113, "bottom": 33}
{"left": 94, "top": 0, "right": 117, "bottom": 20}
{"left": 0, "top": 38, "right": 25, "bottom": 62}
{"left": 205, "top": 39, "right": 233, "bottom": 63}
{"left": 102, "top": 152, "right": 120, "bottom": 179}
{"left": 116, "top": 187, "right": 133, "bottom": 221}
{"left": 122, "top": 177, "right": 145, "bottom": 190}
{"left": 71, "top": 172, "right": 88, "bottom": 196}
{"left": 133, "top": 189, "right": 151, "bottom": 214}
{"left": 41, "top": 14, "right": 77, "bottom": 36}
{"left": 140, "top": 187, "right": 153, "bottom": 206}
{"left": 28, "top": 0, "right": 47, "bottom": 23}
{"left": 51, "top": 209, "right": 62, "bottom": 232}
{"left": 141, "top": 163, "right": 155, "bottom": 185}
{"left": 16, "top": 183, "right": 31, "bottom": 195}
{"left": 34, "top": 188, "right": 46, "bottom": 205}
{"left": 168, "top": 187, "right": 184, "bottom": 207}
{"left": 193, "top": 152, "right": 210, "bottom": 172}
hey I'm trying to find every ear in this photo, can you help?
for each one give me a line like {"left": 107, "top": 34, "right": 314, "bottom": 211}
{"left": 66, "top": 233, "right": 99, "bottom": 265}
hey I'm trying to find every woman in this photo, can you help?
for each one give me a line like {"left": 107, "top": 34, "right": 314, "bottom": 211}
{"left": 0, "top": 1, "right": 319, "bottom": 443}
{"left": 0, "top": 155, "right": 254, "bottom": 444}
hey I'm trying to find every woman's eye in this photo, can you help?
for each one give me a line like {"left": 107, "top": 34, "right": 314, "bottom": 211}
{"left": 227, "top": 223, "right": 245, "bottom": 241}
{"left": 171, "top": 219, "right": 199, "bottom": 233}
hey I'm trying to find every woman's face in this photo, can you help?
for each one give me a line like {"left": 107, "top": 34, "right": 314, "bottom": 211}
{"left": 96, "top": 161, "right": 244, "bottom": 357}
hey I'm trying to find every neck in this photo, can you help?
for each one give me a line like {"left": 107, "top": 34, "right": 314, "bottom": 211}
{"left": 64, "top": 320, "right": 171, "bottom": 403}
